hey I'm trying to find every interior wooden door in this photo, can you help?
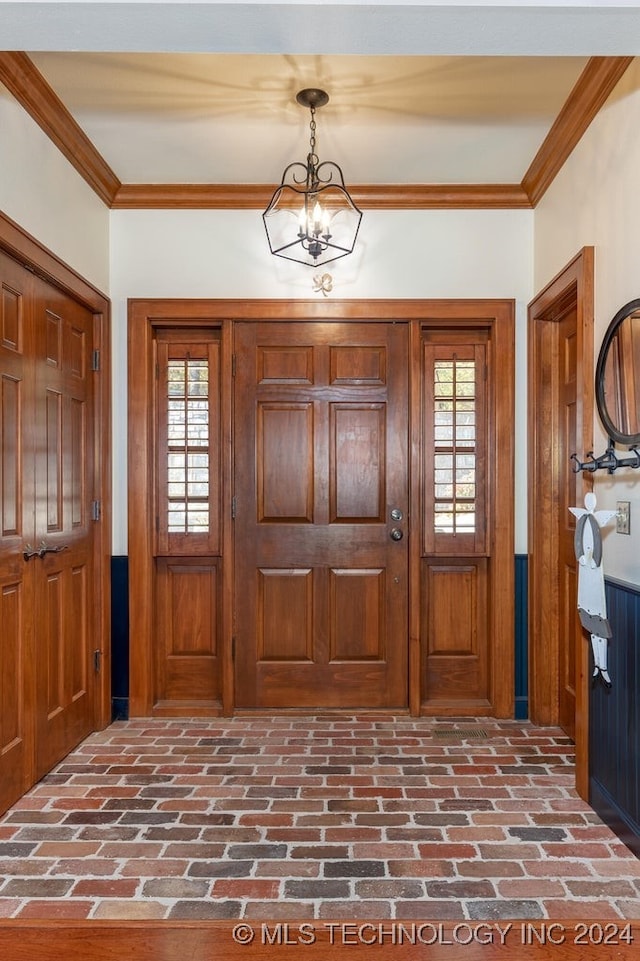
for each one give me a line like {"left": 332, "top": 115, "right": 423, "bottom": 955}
{"left": 528, "top": 248, "right": 593, "bottom": 798}
{"left": 234, "top": 321, "right": 409, "bottom": 709}
{"left": 558, "top": 306, "right": 580, "bottom": 739}
{"left": 0, "top": 250, "right": 35, "bottom": 811}
{"left": 32, "top": 276, "right": 97, "bottom": 778}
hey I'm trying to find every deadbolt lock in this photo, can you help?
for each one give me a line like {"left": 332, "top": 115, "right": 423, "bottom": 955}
{"left": 390, "top": 508, "right": 403, "bottom": 521}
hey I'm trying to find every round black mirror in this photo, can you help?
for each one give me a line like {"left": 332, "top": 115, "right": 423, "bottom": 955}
{"left": 596, "top": 298, "right": 640, "bottom": 447}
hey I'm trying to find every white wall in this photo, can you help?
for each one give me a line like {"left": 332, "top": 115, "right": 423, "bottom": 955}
{"left": 110, "top": 207, "right": 533, "bottom": 554}
{"left": 534, "top": 60, "right": 640, "bottom": 586}
{"left": 0, "top": 84, "right": 110, "bottom": 293}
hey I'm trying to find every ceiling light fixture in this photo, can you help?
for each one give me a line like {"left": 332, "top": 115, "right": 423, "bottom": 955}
{"left": 262, "top": 88, "right": 362, "bottom": 268}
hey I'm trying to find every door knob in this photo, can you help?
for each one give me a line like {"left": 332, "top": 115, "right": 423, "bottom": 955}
{"left": 23, "top": 544, "right": 40, "bottom": 561}
{"left": 390, "top": 528, "right": 403, "bottom": 541}
{"left": 38, "top": 543, "right": 69, "bottom": 558}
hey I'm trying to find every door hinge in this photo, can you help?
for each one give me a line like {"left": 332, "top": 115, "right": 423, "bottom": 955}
{"left": 92, "top": 349, "right": 100, "bottom": 371}
{"left": 93, "top": 649, "right": 103, "bottom": 674}
{"left": 231, "top": 495, "right": 237, "bottom": 519}
{"left": 91, "top": 500, "right": 101, "bottom": 521}
{"left": 232, "top": 637, "right": 236, "bottom": 661}
{"left": 232, "top": 354, "right": 236, "bottom": 377}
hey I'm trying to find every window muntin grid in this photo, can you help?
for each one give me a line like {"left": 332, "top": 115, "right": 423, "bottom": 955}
{"left": 433, "top": 358, "right": 476, "bottom": 535}
{"left": 166, "top": 358, "right": 210, "bottom": 534}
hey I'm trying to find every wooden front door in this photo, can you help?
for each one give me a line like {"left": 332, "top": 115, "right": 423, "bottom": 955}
{"left": 0, "top": 248, "right": 101, "bottom": 812}
{"left": 234, "top": 321, "right": 409, "bottom": 709}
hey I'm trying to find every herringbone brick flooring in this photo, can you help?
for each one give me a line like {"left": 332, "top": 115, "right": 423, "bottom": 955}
{"left": 0, "top": 716, "right": 638, "bottom": 920}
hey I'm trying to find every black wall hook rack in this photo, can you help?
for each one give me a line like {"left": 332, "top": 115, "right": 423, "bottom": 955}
{"left": 571, "top": 444, "right": 640, "bottom": 474}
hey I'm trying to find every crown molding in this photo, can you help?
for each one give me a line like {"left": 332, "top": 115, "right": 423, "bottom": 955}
{"left": 112, "top": 182, "right": 532, "bottom": 210}
{"left": 0, "top": 51, "right": 121, "bottom": 206}
{"left": 0, "top": 52, "right": 633, "bottom": 212}
{"left": 521, "top": 56, "right": 634, "bottom": 206}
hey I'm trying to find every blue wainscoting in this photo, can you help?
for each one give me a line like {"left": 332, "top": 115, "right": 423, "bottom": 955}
{"left": 109, "top": 555, "right": 530, "bottom": 722}
{"left": 110, "top": 556, "right": 129, "bottom": 720}
{"left": 589, "top": 577, "right": 640, "bottom": 858}
{"left": 515, "top": 554, "right": 528, "bottom": 720}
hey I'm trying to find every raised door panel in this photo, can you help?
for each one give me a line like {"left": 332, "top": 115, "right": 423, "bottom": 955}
{"left": 257, "top": 568, "right": 313, "bottom": 661}
{"left": 330, "top": 405, "right": 385, "bottom": 522}
{"left": 329, "top": 568, "right": 385, "bottom": 661}
{"left": 422, "top": 558, "right": 489, "bottom": 709}
{"left": 257, "top": 404, "right": 314, "bottom": 523}
{"left": 155, "top": 558, "right": 222, "bottom": 707}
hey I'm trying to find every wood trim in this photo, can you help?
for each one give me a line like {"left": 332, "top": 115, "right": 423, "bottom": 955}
{"left": 0, "top": 211, "right": 112, "bottom": 733}
{"left": 0, "top": 209, "right": 108, "bottom": 310}
{"left": 528, "top": 247, "right": 594, "bottom": 802}
{"left": 127, "top": 298, "right": 516, "bottom": 322}
{"left": 93, "top": 307, "right": 113, "bottom": 730}
{"left": 112, "top": 182, "right": 532, "bottom": 210}
{"left": 522, "top": 57, "right": 634, "bottom": 206}
{"left": 1, "top": 920, "right": 639, "bottom": 961}
{"left": 127, "top": 302, "right": 158, "bottom": 716}
{"left": 408, "top": 321, "right": 422, "bottom": 717}
{"left": 129, "top": 298, "right": 513, "bottom": 720}
{"left": 3, "top": 53, "right": 630, "bottom": 212}
{"left": 0, "top": 52, "right": 121, "bottom": 207}
{"left": 221, "top": 320, "right": 234, "bottom": 715}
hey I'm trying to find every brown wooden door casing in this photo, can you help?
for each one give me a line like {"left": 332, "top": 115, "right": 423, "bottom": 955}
{"left": 233, "top": 321, "right": 409, "bottom": 709}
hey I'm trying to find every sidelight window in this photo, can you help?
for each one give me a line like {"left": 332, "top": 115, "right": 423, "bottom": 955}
{"left": 433, "top": 358, "right": 477, "bottom": 536}
{"left": 423, "top": 336, "right": 487, "bottom": 555}
{"left": 167, "top": 358, "right": 210, "bottom": 534}
{"left": 155, "top": 332, "right": 221, "bottom": 555}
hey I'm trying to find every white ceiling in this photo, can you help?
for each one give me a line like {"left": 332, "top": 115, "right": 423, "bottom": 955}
{"left": 2, "top": 3, "right": 639, "bottom": 189}
{"left": 27, "top": 53, "right": 589, "bottom": 185}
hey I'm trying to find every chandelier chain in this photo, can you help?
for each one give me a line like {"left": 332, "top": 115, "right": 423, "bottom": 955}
{"left": 309, "top": 106, "right": 317, "bottom": 161}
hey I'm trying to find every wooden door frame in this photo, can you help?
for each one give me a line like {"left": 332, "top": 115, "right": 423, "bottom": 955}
{"left": 0, "top": 210, "right": 112, "bottom": 730}
{"left": 128, "top": 298, "right": 514, "bottom": 718}
{"left": 528, "top": 247, "right": 594, "bottom": 800}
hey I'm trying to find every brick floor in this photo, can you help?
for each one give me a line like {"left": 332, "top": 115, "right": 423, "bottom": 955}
{"left": 0, "top": 716, "right": 638, "bottom": 920}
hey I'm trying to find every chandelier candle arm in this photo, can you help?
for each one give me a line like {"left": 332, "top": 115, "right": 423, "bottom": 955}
{"left": 262, "top": 88, "right": 362, "bottom": 268}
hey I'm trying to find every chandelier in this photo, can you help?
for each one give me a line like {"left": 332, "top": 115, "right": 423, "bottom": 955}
{"left": 262, "top": 88, "right": 363, "bottom": 268}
